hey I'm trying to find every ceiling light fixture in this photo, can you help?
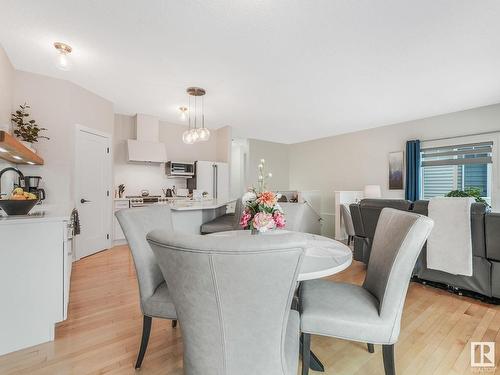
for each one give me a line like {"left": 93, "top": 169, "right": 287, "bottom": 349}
{"left": 12, "top": 155, "right": 22, "bottom": 160}
{"left": 182, "top": 87, "right": 210, "bottom": 144}
{"left": 54, "top": 42, "right": 73, "bottom": 71}
{"left": 0, "top": 147, "right": 7, "bottom": 153}
{"left": 179, "top": 106, "right": 188, "bottom": 121}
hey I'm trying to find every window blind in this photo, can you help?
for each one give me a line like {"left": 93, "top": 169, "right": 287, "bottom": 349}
{"left": 421, "top": 141, "right": 492, "bottom": 167}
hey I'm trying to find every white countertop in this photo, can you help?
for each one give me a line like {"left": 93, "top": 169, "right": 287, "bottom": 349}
{"left": 168, "top": 199, "right": 234, "bottom": 211}
{"left": 0, "top": 204, "right": 72, "bottom": 224}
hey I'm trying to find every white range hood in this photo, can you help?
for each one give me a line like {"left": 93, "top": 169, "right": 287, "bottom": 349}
{"left": 127, "top": 114, "right": 167, "bottom": 163}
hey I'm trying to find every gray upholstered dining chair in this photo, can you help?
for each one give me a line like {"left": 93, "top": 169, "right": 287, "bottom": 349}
{"left": 340, "top": 203, "right": 356, "bottom": 245}
{"left": 300, "top": 208, "right": 433, "bottom": 375}
{"left": 115, "top": 206, "right": 178, "bottom": 369}
{"left": 147, "top": 231, "right": 307, "bottom": 375}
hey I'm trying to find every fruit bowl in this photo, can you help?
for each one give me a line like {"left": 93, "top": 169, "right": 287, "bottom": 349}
{"left": 0, "top": 199, "right": 39, "bottom": 215}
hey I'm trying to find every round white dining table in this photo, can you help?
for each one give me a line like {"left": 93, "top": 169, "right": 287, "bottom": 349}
{"left": 209, "top": 230, "right": 353, "bottom": 281}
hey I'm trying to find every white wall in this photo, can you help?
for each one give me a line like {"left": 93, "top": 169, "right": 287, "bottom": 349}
{"left": 12, "top": 70, "right": 114, "bottom": 206}
{"left": 230, "top": 139, "right": 249, "bottom": 199}
{"left": 289, "top": 103, "right": 500, "bottom": 236}
{"left": 0, "top": 45, "right": 15, "bottom": 194}
{"left": 247, "top": 139, "right": 290, "bottom": 191}
{"left": 113, "top": 114, "right": 229, "bottom": 197}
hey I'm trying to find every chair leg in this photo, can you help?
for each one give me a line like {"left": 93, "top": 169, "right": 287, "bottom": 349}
{"left": 135, "top": 315, "right": 152, "bottom": 369}
{"left": 382, "top": 344, "right": 396, "bottom": 375}
{"left": 367, "top": 343, "right": 375, "bottom": 353}
{"left": 347, "top": 236, "right": 351, "bottom": 246}
{"left": 172, "top": 319, "right": 177, "bottom": 328}
{"left": 301, "top": 333, "right": 311, "bottom": 375}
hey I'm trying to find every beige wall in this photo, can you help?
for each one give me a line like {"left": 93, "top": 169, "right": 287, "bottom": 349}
{"left": 13, "top": 70, "right": 114, "bottom": 205}
{"left": 247, "top": 139, "right": 290, "bottom": 191}
{"left": 0, "top": 45, "right": 15, "bottom": 194}
{"left": 113, "top": 114, "right": 227, "bottom": 197}
{"left": 215, "top": 126, "right": 232, "bottom": 163}
{"left": 289, "top": 103, "right": 500, "bottom": 236}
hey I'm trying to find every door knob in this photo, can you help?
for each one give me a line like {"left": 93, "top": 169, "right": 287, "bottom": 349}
{"left": 80, "top": 199, "right": 91, "bottom": 204}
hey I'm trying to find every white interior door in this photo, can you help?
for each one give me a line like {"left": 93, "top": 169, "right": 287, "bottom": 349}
{"left": 75, "top": 127, "right": 112, "bottom": 259}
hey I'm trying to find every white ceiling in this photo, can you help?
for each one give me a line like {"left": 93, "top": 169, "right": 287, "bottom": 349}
{"left": 1, "top": 0, "right": 500, "bottom": 143}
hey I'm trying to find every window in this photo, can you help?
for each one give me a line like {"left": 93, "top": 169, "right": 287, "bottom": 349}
{"left": 421, "top": 142, "right": 492, "bottom": 204}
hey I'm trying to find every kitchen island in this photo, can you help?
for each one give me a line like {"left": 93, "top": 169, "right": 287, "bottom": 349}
{"left": 169, "top": 198, "right": 234, "bottom": 234}
{"left": 113, "top": 198, "right": 235, "bottom": 243}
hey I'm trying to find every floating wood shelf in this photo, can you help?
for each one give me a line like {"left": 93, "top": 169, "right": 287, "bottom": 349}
{"left": 0, "top": 131, "right": 44, "bottom": 165}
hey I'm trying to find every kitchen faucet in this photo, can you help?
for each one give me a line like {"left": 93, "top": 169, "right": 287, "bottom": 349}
{"left": 0, "top": 167, "right": 25, "bottom": 198}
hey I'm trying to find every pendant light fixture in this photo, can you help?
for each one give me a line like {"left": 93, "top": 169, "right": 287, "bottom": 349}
{"left": 179, "top": 106, "right": 188, "bottom": 121}
{"left": 182, "top": 87, "right": 210, "bottom": 144}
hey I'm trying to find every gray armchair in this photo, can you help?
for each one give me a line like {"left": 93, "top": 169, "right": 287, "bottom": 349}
{"left": 115, "top": 206, "right": 178, "bottom": 369}
{"left": 147, "top": 231, "right": 307, "bottom": 375}
{"left": 300, "top": 208, "right": 433, "bottom": 375}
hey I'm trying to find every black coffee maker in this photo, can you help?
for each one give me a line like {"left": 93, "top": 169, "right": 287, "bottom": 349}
{"left": 19, "top": 176, "right": 46, "bottom": 200}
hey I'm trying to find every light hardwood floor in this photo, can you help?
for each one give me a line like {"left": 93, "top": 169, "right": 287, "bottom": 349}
{"left": 1, "top": 245, "right": 499, "bottom": 375}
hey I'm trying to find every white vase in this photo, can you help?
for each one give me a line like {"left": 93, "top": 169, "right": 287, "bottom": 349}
{"left": 20, "top": 141, "right": 36, "bottom": 153}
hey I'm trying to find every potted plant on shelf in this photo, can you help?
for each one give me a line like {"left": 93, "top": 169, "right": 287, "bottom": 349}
{"left": 239, "top": 159, "right": 286, "bottom": 234}
{"left": 11, "top": 103, "right": 49, "bottom": 152}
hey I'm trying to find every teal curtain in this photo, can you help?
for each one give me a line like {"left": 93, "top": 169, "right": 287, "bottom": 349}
{"left": 405, "top": 140, "right": 421, "bottom": 201}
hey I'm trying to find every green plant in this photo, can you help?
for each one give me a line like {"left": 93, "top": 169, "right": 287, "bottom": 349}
{"left": 11, "top": 103, "right": 49, "bottom": 143}
{"left": 445, "top": 187, "right": 488, "bottom": 205}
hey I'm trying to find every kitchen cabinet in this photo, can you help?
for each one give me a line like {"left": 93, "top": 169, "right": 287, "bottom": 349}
{"left": 113, "top": 199, "right": 129, "bottom": 243}
{"left": 0, "top": 212, "right": 71, "bottom": 356}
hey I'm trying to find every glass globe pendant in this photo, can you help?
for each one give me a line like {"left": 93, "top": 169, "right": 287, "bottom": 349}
{"left": 198, "top": 101, "right": 210, "bottom": 141}
{"left": 190, "top": 128, "right": 200, "bottom": 142}
{"left": 198, "top": 127, "right": 210, "bottom": 141}
{"left": 182, "top": 129, "right": 194, "bottom": 144}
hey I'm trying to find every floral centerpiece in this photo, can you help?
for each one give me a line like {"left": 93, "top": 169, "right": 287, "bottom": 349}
{"left": 240, "top": 159, "right": 286, "bottom": 233}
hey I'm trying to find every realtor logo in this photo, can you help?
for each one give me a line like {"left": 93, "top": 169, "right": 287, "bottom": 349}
{"left": 471, "top": 342, "right": 495, "bottom": 369}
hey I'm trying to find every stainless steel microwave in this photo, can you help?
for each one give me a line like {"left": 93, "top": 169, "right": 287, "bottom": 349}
{"left": 165, "top": 161, "right": 195, "bottom": 177}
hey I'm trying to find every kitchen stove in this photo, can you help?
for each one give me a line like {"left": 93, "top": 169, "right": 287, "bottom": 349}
{"left": 126, "top": 195, "right": 170, "bottom": 207}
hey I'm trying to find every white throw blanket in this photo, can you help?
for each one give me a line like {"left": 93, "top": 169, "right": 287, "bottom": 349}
{"left": 427, "top": 197, "right": 475, "bottom": 276}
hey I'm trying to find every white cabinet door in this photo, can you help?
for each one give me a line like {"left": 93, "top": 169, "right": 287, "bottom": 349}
{"left": 113, "top": 200, "right": 129, "bottom": 241}
{"left": 63, "top": 222, "right": 72, "bottom": 321}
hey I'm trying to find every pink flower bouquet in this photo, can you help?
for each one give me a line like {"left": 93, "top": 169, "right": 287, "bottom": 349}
{"left": 240, "top": 159, "right": 286, "bottom": 233}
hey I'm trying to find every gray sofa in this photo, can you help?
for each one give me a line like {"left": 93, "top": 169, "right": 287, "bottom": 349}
{"left": 350, "top": 199, "right": 500, "bottom": 301}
